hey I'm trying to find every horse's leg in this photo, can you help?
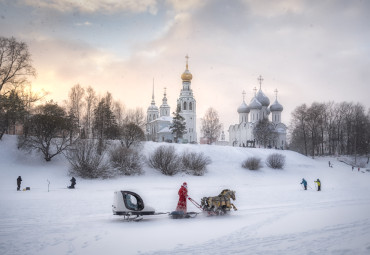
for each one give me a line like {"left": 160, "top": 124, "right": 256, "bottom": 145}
{"left": 230, "top": 203, "right": 238, "bottom": 211}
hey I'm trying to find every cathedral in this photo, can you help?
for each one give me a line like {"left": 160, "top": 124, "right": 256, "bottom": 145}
{"left": 228, "top": 76, "right": 287, "bottom": 149}
{"left": 146, "top": 56, "right": 197, "bottom": 143}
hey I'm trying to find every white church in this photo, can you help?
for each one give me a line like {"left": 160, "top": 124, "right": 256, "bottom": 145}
{"left": 146, "top": 56, "right": 197, "bottom": 143}
{"left": 228, "top": 76, "right": 287, "bottom": 149}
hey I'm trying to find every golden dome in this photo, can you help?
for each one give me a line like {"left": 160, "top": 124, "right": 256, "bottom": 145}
{"left": 181, "top": 55, "right": 192, "bottom": 81}
{"left": 181, "top": 69, "right": 192, "bottom": 81}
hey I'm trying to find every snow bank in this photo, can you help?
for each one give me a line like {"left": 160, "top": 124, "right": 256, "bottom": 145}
{"left": 1, "top": 135, "right": 370, "bottom": 255}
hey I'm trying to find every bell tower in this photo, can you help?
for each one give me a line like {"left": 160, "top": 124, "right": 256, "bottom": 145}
{"left": 177, "top": 55, "right": 197, "bottom": 143}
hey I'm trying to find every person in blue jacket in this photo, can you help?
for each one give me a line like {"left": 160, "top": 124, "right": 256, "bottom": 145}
{"left": 300, "top": 178, "right": 307, "bottom": 190}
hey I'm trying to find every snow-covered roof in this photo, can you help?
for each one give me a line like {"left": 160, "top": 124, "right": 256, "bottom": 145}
{"left": 149, "top": 116, "right": 173, "bottom": 124}
{"left": 158, "top": 127, "right": 172, "bottom": 133}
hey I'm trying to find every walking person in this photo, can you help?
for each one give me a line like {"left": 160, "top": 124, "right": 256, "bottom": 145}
{"left": 17, "top": 176, "right": 22, "bottom": 191}
{"left": 314, "top": 179, "right": 321, "bottom": 191}
{"left": 176, "top": 182, "right": 188, "bottom": 213}
{"left": 300, "top": 178, "right": 307, "bottom": 190}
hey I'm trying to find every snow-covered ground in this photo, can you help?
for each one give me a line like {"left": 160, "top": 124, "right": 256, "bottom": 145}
{"left": 1, "top": 135, "right": 370, "bottom": 255}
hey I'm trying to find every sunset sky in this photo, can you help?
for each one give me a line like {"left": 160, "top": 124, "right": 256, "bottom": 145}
{"left": 1, "top": 0, "right": 369, "bottom": 139}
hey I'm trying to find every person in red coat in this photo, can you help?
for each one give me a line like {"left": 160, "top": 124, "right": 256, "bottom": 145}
{"left": 176, "top": 182, "right": 188, "bottom": 213}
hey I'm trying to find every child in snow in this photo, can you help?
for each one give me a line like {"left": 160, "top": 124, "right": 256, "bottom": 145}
{"left": 176, "top": 182, "right": 188, "bottom": 213}
{"left": 314, "top": 179, "right": 321, "bottom": 191}
{"left": 300, "top": 178, "right": 307, "bottom": 190}
{"left": 17, "top": 176, "right": 22, "bottom": 191}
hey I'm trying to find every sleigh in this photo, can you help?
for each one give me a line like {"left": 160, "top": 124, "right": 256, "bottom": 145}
{"left": 112, "top": 191, "right": 166, "bottom": 221}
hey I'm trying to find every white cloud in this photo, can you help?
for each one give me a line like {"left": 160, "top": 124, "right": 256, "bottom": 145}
{"left": 20, "top": 0, "right": 158, "bottom": 14}
{"left": 74, "top": 21, "right": 92, "bottom": 26}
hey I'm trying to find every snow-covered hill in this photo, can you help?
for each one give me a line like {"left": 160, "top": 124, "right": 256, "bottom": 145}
{"left": 1, "top": 135, "right": 369, "bottom": 255}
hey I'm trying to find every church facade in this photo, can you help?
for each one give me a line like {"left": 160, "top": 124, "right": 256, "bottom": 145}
{"left": 228, "top": 76, "right": 287, "bottom": 149}
{"left": 146, "top": 56, "right": 197, "bottom": 143}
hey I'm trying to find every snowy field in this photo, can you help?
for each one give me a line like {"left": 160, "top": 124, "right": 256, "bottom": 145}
{"left": 1, "top": 135, "right": 370, "bottom": 255}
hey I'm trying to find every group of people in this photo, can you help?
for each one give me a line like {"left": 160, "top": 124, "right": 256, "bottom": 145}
{"left": 300, "top": 178, "right": 321, "bottom": 191}
{"left": 16, "top": 176, "right": 77, "bottom": 191}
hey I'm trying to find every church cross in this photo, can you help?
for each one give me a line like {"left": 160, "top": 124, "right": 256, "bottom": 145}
{"left": 258, "top": 75, "right": 264, "bottom": 89}
{"left": 164, "top": 87, "right": 167, "bottom": 96}
{"left": 274, "top": 89, "right": 278, "bottom": 100}
{"left": 185, "top": 54, "right": 189, "bottom": 69}
{"left": 242, "top": 90, "right": 246, "bottom": 101}
{"left": 253, "top": 87, "right": 257, "bottom": 96}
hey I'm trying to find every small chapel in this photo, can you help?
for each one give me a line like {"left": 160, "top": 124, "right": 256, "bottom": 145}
{"left": 228, "top": 76, "right": 287, "bottom": 149}
{"left": 146, "top": 56, "right": 197, "bottom": 143}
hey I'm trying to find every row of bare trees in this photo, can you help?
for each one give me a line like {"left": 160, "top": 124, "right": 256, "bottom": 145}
{"left": 15, "top": 84, "right": 146, "bottom": 162}
{"left": 289, "top": 102, "right": 370, "bottom": 159}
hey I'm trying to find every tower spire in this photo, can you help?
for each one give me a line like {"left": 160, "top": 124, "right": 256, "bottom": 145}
{"left": 151, "top": 78, "right": 155, "bottom": 105}
{"left": 258, "top": 75, "right": 264, "bottom": 90}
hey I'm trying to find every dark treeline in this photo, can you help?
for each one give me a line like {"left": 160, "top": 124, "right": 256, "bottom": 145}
{"left": 289, "top": 101, "right": 370, "bottom": 159}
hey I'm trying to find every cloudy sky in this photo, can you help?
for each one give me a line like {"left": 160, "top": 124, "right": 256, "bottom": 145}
{"left": 1, "top": 0, "right": 369, "bottom": 139}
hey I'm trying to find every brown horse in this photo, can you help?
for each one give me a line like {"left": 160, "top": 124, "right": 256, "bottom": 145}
{"left": 201, "top": 189, "right": 237, "bottom": 215}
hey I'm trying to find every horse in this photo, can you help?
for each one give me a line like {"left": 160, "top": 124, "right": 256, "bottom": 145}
{"left": 201, "top": 189, "right": 237, "bottom": 215}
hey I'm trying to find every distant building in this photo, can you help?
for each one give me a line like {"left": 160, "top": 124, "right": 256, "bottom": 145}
{"left": 228, "top": 76, "right": 287, "bottom": 149}
{"left": 146, "top": 56, "right": 197, "bottom": 143}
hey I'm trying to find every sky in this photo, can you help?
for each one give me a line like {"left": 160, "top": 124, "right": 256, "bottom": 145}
{"left": 1, "top": 0, "right": 369, "bottom": 140}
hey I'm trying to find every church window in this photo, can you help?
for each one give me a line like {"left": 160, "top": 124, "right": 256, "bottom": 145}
{"left": 189, "top": 102, "right": 192, "bottom": 110}
{"left": 183, "top": 102, "right": 187, "bottom": 110}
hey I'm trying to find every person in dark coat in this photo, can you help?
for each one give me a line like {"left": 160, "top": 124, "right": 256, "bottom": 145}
{"left": 68, "top": 177, "right": 76, "bottom": 189}
{"left": 17, "top": 176, "right": 22, "bottom": 191}
{"left": 300, "top": 178, "right": 307, "bottom": 190}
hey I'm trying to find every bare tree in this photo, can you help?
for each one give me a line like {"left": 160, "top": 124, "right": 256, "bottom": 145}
{"left": 0, "top": 37, "right": 36, "bottom": 93}
{"left": 125, "top": 107, "right": 146, "bottom": 129}
{"left": 18, "top": 102, "right": 76, "bottom": 161}
{"left": 67, "top": 84, "right": 85, "bottom": 129}
{"left": 201, "top": 107, "right": 222, "bottom": 144}
{"left": 120, "top": 123, "right": 145, "bottom": 149}
{"left": 112, "top": 100, "right": 126, "bottom": 128}
{"left": 83, "top": 86, "right": 97, "bottom": 138}
{"left": 289, "top": 104, "right": 308, "bottom": 155}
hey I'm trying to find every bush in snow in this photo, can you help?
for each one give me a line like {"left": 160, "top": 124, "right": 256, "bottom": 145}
{"left": 266, "top": 153, "right": 286, "bottom": 169}
{"left": 148, "top": 145, "right": 180, "bottom": 176}
{"left": 181, "top": 150, "right": 211, "bottom": 176}
{"left": 109, "top": 145, "right": 143, "bottom": 176}
{"left": 242, "top": 157, "right": 262, "bottom": 170}
{"left": 65, "top": 139, "right": 111, "bottom": 179}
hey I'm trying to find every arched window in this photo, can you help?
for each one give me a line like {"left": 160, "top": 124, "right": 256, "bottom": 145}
{"left": 183, "top": 102, "right": 187, "bottom": 110}
{"left": 189, "top": 102, "right": 192, "bottom": 110}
